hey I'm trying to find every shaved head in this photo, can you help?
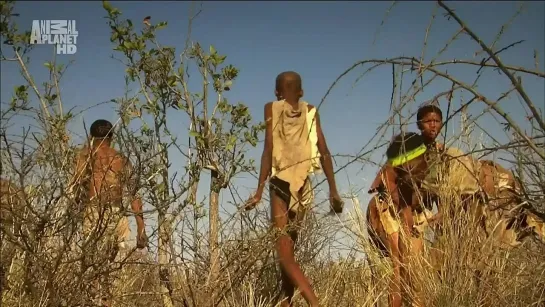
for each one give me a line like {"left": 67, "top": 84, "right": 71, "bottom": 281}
{"left": 90, "top": 119, "right": 114, "bottom": 139}
{"left": 276, "top": 71, "right": 302, "bottom": 92}
{"left": 275, "top": 71, "right": 303, "bottom": 101}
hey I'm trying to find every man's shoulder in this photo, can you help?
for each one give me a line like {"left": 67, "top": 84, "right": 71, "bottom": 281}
{"left": 267, "top": 101, "right": 285, "bottom": 108}
{"left": 109, "top": 148, "right": 129, "bottom": 163}
{"left": 306, "top": 104, "right": 319, "bottom": 118}
{"left": 104, "top": 149, "right": 132, "bottom": 174}
{"left": 94, "top": 147, "right": 129, "bottom": 165}
{"left": 264, "top": 102, "right": 275, "bottom": 119}
{"left": 76, "top": 145, "right": 89, "bottom": 155}
{"left": 75, "top": 146, "right": 91, "bottom": 162}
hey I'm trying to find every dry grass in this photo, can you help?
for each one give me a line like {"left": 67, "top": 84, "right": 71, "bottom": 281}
{"left": 4, "top": 183, "right": 543, "bottom": 307}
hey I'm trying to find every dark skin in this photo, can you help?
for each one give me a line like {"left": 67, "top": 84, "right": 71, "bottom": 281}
{"left": 368, "top": 163, "right": 426, "bottom": 307}
{"left": 367, "top": 164, "right": 406, "bottom": 307}
{"left": 418, "top": 111, "right": 443, "bottom": 149}
{"left": 73, "top": 136, "right": 148, "bottom": 249}
{"left": 244, "top": 72, "right": 343, "bottom": 307}
{"left": 72, "top": 135, "right": 149, "bottom": 307}
{"left": 417, "top": 110, "right": 444, "bottom": 225}
{"left": 367, "top": 110, "right": 444, "bottom": 307}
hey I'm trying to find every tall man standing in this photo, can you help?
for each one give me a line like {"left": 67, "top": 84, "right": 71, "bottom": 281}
{"left": 245, "top": 71, "right": 344, "bottom": 307}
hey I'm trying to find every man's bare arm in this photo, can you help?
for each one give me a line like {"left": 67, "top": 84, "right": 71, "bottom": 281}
{"left": 369, "top": 163, "right": 400, "bottom": 202}
{"left": 381, "top": 164, "right": 401, "bottom": 208}
{"left": 131, "top": 197, "right": 145, "bottom": 231}
{"left": 68, "top": 149, "right": 92, "bottom": 209}
{"left": 123, "top": 159, "right": 146, "bottom": 240}
{"left": 314, "top": 109, "right": 344, "bottom": 213}
{"left": 314, "top": 110, "right": 339, "bottom": 195}
{"left": 254, "top": 103, "right": 274, "bottom": 197}
{"left": 69, "top": 149, "right": 88, "bottom": 188}
{"left": 368, "top": 165, "right": 387, "bottom": 194}
{"left": 382, "top": 164, "right": 416, "bottom": 231}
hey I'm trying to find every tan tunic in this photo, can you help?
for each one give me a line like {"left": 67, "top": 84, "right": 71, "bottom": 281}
{"left": 270, "top": 100, "right": 321, "bottom": 212}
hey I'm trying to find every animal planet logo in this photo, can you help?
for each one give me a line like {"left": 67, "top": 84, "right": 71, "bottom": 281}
{"left": 29, "top": 20, "right": 78, "bottom": 55}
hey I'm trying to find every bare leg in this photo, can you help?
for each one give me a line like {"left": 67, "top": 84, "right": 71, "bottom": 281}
{"left": 280, "top": 265, "right": 295, "bottom": 307}
{"left": 367, "top": 255, "right": 380, "bottom": 307}
{"left": 368, "top": 199, "right": 392, "bottom": 307}
{"left": 280, "top": 225, "right": 304, "bottom": 307}
{"left": 398, "top": 206, "right": 424, "bottom": 307}
{"left": 408, "top": 236, "right": 425, "bottom": 307}
{"left": 101, "top": 244, "right": 119, "bottom": 307}
{"left": 271, "top": 189, "right": 319, "bottom": 307}
{"left": 387, "top": 232, "right": 402, "bottom": 307}
{"left": 368, "top": 197, "right": 402, "bottom": 307}
{"left": 367, "top": 204, "right": 383, "bottom": 307}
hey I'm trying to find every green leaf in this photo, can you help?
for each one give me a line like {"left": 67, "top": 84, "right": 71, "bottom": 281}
{"left": 137, "top": 40, "right": 146, "bottom": 50}
{"left": 189, "top": 131, "right": 200, "bottom": 137}
{"left": 226, "top": 135, "right": 237, "bottom": 150}
{"left": 15, "top": 85, "right": 26, "bottom": 93}
{"left": 123, "top": 41, "right": 132, "bottom": 49}
{"left": 209, "top": 45, "right": 216, "bottom": 55}
{"left": 43, "top": 62, "right": 53, "bottom": 70}
{"left": 102, "top": 1, "right": 113, "bottom": 12}
{"left": 215, "top": 55, "right": 226, "bottom": 66}
{"left": 168, "top": 75, "right": 177, "bottom": 87}
{"left": 156, "top": 21, "right": 168, "bottom": 30}
{"left": 157, "top": 182, "right": 166, "bottom": 194}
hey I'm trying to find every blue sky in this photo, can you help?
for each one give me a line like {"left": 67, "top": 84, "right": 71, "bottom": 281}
{"left": 2, "top": 1, "right": 544, "bottom": 253}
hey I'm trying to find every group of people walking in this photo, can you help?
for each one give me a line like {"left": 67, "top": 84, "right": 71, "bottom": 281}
{"left": 4, "top": 70, "right": 540, "bottom": 307}
{"left": 75, "top": 71, "right": 447, "bottom": 307}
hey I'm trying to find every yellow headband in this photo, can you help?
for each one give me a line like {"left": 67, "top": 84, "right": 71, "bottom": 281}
{"left": 387, "top": 144, "right": 427, "bottom": 167}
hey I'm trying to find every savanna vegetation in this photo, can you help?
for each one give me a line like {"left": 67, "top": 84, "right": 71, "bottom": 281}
{"left": 1, "top": 1, "right": 544, "bottom": 306}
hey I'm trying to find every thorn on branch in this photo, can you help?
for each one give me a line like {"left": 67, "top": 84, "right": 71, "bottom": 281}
{"left": 476, "top": 40, "right": 526, "bottom": 74}
{"left": 442, "top": 10, "right": 455, "bottom": 21}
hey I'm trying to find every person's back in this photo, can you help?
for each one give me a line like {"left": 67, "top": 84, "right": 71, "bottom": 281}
{"left": 74, "top": 120, "right": 143, "bottom": 248}
{"left": 79, "top": 143, "right": 128, "bottom": 206}
{"left": 73, "top": 119, "right": 147, "bottom": 306}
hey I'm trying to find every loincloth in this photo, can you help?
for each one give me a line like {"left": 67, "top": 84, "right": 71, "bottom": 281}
{"left": 270, "top": 176, "right": 314, "bottom": 215}
{"left": 374, "top": 195, "right": 433, "bottom": 237}
{"left": 413, "top": 208, "right": 435, "bottom": 235}
{"left": 83, "top": 199, "right": 130, "bottom": 249}
{"left": 527, "top": 213, "right": 545, "bottom": 241}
